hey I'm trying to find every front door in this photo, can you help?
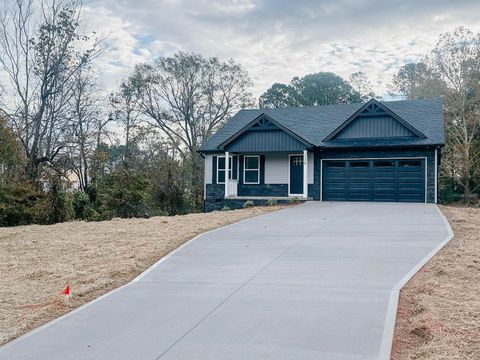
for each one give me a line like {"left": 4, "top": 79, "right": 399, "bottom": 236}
{"left": 289, "top": 155, "right": 304, "bottom": 195}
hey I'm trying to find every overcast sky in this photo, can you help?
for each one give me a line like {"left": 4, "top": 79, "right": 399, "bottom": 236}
{"left": 84, "top": 0, "right": 480, "bottom": 100}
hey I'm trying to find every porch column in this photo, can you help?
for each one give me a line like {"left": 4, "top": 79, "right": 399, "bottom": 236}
{"left": 303, "top": 149, "right": 308, "bottom": 199}
{"left": 224, "top": 151, "right": 229, "bottom": 198}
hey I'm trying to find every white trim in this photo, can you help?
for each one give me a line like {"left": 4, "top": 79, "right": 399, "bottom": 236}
{"left": 320, "top": 156, "right": 428, "bottom": 203}
{"left": 224, "top": 151, "right": 229, "bottom": 198}
{"left": 243, "top": 155, "right": 260, "bottom": 184}
{"left": 216, "top": 155, "right": 235, "bottom": 184}
{"left": 303, "top": 150, "right": 308, "bottom": 199}
{"left": 288, "top": 153, "right": 304, "bottom": 196}
{"left": 434, "top": 148, "right": 438, "bottom": 203}
{"left": 378, "top": 205, "right": 454, "bottom": 359}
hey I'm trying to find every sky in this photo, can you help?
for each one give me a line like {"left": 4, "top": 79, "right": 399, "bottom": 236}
{"left": 84, "top": 0, "right": 480, "bottom": 101}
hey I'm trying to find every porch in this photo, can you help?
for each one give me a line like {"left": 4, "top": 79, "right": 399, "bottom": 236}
{"left": 220, "top": 149, "right": 312, "bottom": 200}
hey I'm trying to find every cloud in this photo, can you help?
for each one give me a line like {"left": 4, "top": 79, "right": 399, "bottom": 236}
{"left": 85, "top": 0, "right": 480, "bottom": 100}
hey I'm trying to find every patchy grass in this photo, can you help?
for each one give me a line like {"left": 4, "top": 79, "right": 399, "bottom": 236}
{"left": 392, "top": 206, "right": 480, "bottom": 360}
{"left": 0, "top": 205, "right": 290, "bottom": 345}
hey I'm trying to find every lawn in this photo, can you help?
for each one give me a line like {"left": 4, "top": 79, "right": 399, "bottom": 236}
{"left": 0, "top": 205, "right": 289, "bottom": 345}
{"left": 392, "top": 206, "right": 480, "bottom": 359}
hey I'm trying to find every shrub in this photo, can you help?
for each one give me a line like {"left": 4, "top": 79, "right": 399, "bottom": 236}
{"left": 220, "top": 206, "right": 231, "bottom": 211}
{"left": 266, "top": 199, "right": 277, "bottom": 206}
{"left": 99, "top": 169, "right": 150, "bottom": 218}
{"left": 243, "top": 200, "right": 255, "bottom": 208}
{"left": 289, "top": 197, "right": 300, "bottom": 204}
{"left": 439, "top": 183, "right": 461, "bottom": 204}
{"left": 0, "top": 183, "right": 49, "bottom": 226}
{"left": 72, "top": 191, "right": 92, "bottom": 220}
{"left": 47, "top": 176, "right": 72, "bottom": 223}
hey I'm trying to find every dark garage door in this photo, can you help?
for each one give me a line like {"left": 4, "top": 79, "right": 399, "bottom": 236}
{"left": 322, "top": 159, "right": 425, "bottom": 202}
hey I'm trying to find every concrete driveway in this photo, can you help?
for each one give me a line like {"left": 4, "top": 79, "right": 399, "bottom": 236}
{"left": 0, "top": 202, "right": 452, "bottom": 360}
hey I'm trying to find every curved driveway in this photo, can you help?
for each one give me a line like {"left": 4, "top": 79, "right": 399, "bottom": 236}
{"left": 0, "top": 202, "right": 452, "bottom": 360}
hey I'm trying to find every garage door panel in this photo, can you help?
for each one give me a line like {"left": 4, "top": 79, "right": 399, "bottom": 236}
{"left": 349, "top": 182, "right": 370, "bottom": 190}
{"left": 323, "top": 158, "right": 425, "bottom": 203}
{"left": 373, "top": 194, "right": 396, "bottom": 202}
{"left": 398, "top": 181, "right": 424, "bottom": 192}
{"left": 349, "top": 194, "right": 371, "bottom": 201}
{"left": 373, "top": 183, "right": 396, "bottom": 192}
{"left": 373, "top": 172, "right": 395, "bottom": 179}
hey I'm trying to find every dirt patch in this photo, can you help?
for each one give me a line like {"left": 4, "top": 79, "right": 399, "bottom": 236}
{"left": 391, "top": 206, "right": 480, "bottom": 359}
{"left": 0, "top": 205, "right": 291, "bottom": 345}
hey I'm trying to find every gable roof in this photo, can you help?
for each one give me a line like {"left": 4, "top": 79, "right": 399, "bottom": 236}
{"left": 218, "top": 113, "right": 314, "bottom": 150}
{"left": 199, "top": 98, "right": 444, "bottom": 152}
{"left": 323, "top": 99, "right": 426, "bottom": 141}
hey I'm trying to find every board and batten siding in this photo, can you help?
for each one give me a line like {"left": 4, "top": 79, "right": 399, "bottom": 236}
{"left": 225, "top": 130, "right": 307, "bottom": 152}
{"left": 335, "top": 116, "right": 415, "bottom": 139}
{"left": 264, "top": 152, "right": 314, "bottom": 184}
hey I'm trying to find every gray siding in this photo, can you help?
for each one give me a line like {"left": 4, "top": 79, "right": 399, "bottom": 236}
{"left": 204, "top": 155, "right": 213, "bottom": 184}
{"left": 336, "top": 116, "right": 416, "bottom": 139}
{"left": 225, "top": 130, "right": 307, "bottom": 152}
{"left": 265, "top": 154, "right": 288, "bottom": 184}
{"left": 308, "top": 152, "right": 314, "bottom": 184}
{"left": 263, "top": 152, "right": 313, "bottom": 184}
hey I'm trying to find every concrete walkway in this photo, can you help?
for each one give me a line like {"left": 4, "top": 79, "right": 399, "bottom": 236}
{"left": 0, "top": 202, "right": 452, "bottom": 360}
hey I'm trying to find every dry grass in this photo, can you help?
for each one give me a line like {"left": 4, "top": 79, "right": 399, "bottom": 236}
{"left": 392, "top": 206, "right": 480, "bottom": 360}
{"left": 0, "top": 205, "right": 290, "bottom": 345}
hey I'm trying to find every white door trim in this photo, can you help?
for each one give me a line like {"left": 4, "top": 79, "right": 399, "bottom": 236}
{"left": 288, "top": 153, "right": 304, "bottom": 196}
{"left": 320, "top": 156, "right": 428, "bottom": 203}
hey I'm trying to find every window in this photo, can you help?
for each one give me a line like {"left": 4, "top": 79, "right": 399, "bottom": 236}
{"left": 292, "top": 156, "right": 303, "bottom": 166}
{"left": 326, "top": 161, "right": 346, "bottom": 168}
{"left": 244, "top": 156, "right": 260, "bottom": 184}
{"left": 374, "top": 161, "right": 395, "bottom": 167}
{"left": 399, "top": 160, "right": 421, "bottom": 167}
{"left": 217, "top": 156, "right": 233, "bottom": 184}
{"left": 350, "top": 161, "right": 370, "bottom": 167}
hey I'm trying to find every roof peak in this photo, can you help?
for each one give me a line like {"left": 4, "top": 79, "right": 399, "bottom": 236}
{"left": 241, "top": 97, "right": 442, "bottom": 113}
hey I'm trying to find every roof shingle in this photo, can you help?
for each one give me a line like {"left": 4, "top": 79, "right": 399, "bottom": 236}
{"left": 199, "top": 98, "right": 444, "bottom": 152}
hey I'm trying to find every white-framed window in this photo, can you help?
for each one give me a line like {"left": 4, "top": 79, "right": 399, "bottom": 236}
{"left": 217, "top": 156, "right": 233, "bottom": 184}
{"left": 243, "top": 155, "right": 260, "bottom": 184}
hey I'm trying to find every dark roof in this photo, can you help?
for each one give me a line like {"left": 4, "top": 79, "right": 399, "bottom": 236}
{"left": 199, "top": 98, "right": 444, "bottom": 152}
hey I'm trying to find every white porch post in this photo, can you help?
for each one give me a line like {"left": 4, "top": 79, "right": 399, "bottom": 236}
{"left": 303, "top": 149, "right": 308, "bottom": 199}
{"left": 224, "top": 151, "right": 229, "bottom": 198}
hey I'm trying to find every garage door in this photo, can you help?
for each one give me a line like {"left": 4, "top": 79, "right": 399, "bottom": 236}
{"left": 322, "top": 159, "right": 425, "bottom": 202}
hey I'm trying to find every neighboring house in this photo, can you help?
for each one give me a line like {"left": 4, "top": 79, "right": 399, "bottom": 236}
{"left": 199, "top": 98, "right": 444, "bottom": 212}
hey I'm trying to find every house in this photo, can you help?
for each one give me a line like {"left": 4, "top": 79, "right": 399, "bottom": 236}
{"left": 199, "top": 98, "right": 444, "bottom": 212}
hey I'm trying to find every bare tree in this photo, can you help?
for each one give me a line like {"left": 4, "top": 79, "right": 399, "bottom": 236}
{"left": 0, "top": 0, "right": 100, "bottom": 181}
{"left": 67, "top": 67, "right": 103, "bottom": 191}
{"left": 109, "top": 77, "right": 142, "bottom": 168}
{"left": 131, "top": 52, "right": 253, "bottom": 205}
{"left": 429, "top": 26, "right": 480, "bottom": 201}
{"left": 349, "top": 71, "right": 376, "bottom": 101}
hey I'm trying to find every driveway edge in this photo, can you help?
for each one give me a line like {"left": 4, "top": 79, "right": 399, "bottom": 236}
{"left": 0, "top": 206, "right": 293, "bottom": 352}
{"left": 378, "top": 205, "right": 455, "bottom": 360}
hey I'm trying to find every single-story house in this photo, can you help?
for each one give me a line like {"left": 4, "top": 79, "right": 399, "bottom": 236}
{"left": 199, "top": 98, "right": 444, "bottom": 212}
